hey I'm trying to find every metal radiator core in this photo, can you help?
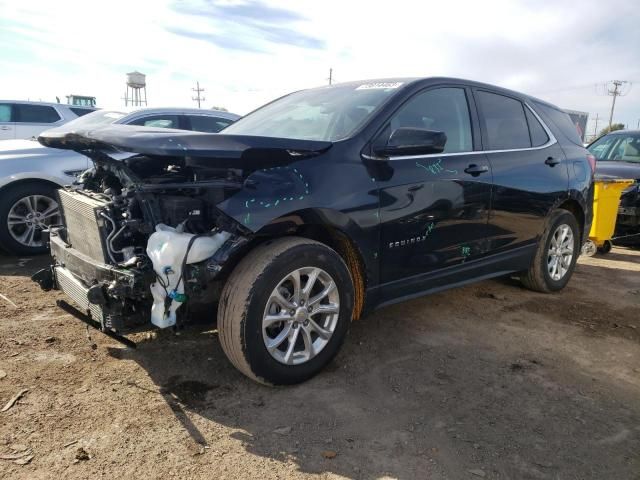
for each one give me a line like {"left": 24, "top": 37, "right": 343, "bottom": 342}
{"left": 58, "top": 190, "right": 107, "bottom": 263}
{"left": 55, "top": 266, "right": 104, "bottom": 323}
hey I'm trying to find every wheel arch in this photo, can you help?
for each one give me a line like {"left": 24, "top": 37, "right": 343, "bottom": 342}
{"left": 0, "top": 176, "right": 64, "bottom": 196}
{"left": 556, "top": 198, "right": 585, "bottom": 242}
{"left": 245, "top": 208, "right": 370, "bottom": 320}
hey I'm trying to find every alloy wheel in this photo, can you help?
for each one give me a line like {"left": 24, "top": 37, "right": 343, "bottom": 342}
{"left": 262, "top": 267, "right": 340, "bottom": 365}
{"left": 547, "top": 224, "right": 574, "bottom": 281}
{"left": 7, "top": 195, "right": 61, "bottom": 248}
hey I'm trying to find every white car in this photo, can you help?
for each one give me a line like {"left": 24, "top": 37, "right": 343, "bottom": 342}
{"left": 0, "top": 100, "right": 96, "bottom": 140}
{"left": 0, "top": 107, "right": 240, "bottom": 255}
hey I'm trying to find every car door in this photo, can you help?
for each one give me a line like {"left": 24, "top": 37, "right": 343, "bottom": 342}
{"left": 474, "top": 89, "right": 569, "bottom": 254}
{"left": 14, "top": 104, "right": 62, "bottom": 139}
{"left": 0, "top": 103, "right": 15, "bottom": 140}
{"left": 375, "top": 86, "right": 493, "bottom": 299}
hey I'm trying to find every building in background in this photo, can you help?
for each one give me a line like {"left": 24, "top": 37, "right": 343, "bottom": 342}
{"left": 564, "top": 109, "right": 589, "bottom": 142}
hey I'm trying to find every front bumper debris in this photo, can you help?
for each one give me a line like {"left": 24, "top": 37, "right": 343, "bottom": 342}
{"left": 56, "top": 299, "right": 137, "bottom": 349}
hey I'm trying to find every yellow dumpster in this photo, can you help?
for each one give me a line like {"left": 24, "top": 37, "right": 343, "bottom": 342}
{"left": 582, "top": 178, "right": 635, "bottom": 256}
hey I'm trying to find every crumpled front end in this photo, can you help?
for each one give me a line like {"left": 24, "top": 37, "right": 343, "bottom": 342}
{"left": 33, "top": 161, "right": 250, "bottom": 334}
{"left": 33, "top": 126, "right": 331, "bottom": 334}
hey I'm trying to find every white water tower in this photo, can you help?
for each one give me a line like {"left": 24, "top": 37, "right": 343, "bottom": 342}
{"left": 124, "top": 71, "right": 147, "bottom": 107}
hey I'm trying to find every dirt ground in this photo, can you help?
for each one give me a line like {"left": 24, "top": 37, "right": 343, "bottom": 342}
{"left": 0, "top": 248, "right": 639, "bottom": 480}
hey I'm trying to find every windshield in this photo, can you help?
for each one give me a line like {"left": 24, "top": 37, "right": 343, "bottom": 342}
{"left": 588, "top": 133, "right": 640, "bottom": 163}
{"left": 223, "top": 82, "right": 405, "bottom": 141}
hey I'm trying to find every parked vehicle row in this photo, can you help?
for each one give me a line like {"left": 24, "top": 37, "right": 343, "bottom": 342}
{"left": 32, "top": 77, "right": 594, "bottom": 385}
{"left": 0, "top": 107, "right": 240, "bottom": 254}
{"left": 0, "top": 100, "right": 96, "bottom": 140}
{"left": 589, "top": 129, "right": 640, "bottom": 247}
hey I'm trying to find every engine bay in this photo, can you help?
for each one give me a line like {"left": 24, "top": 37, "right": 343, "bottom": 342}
{"left": 46, "top": 153, "right": 252, "bottom": 331}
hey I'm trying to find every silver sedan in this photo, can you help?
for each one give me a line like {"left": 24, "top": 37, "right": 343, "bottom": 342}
{"left": 0, "top": 107, "right": 240, "bottom": 255}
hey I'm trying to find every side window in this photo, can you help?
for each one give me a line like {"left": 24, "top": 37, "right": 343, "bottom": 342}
{"left": 187, "top": 115, "right": 234, "bottom": 133}
{"left": 388, "top": 87, "right": 473, "bottom": 153}
{"left": 477, "top": 91, "right": 531, "bottom": 150}
{"left": 525, "top": 108, "right": 549, "bottom": 147}
{"left": 0, "top": 104, "right": 12, "bottom": 122}
{"left": 605, "top": 136, "right": 640, "bottom": 161}
{"left": 15, "top": 104, "right": 61, "bottom": 123}
{"left": 588, "top": 135, "right": 618, "bottom": 159}
{"left": 127, "top": 115, "right": 180, "bottom": 129}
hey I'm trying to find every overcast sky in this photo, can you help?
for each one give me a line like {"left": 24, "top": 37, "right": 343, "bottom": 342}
{"left": 1, "top": 0, "right": 639, "bottom": 134}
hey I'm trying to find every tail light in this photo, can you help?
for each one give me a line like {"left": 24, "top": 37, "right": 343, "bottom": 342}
{"left": 586, "top": 153, "right": 596, "bottom": 174}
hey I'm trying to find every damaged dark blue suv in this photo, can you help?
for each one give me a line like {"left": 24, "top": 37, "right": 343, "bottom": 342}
{"left": 34, "top": 78, "right": 594, "bottom": 385}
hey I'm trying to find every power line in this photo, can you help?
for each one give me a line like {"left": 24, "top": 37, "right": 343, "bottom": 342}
{"left": 604, "top": 80, "right": 631, "bottom": 128}
{"left": 192, "top": 81, "right": 205, "bottom": 109}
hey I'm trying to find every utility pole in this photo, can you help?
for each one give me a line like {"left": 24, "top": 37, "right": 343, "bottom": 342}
{"left": 606, "top": 80, "right": 629, "bottom": 129}
{"left": 592, "top": 113, "right": 599, "bottom": 138}
{"left": 327, "top": 68, "right": 333, "bottom": 85}
{"left": 192, "top": 81, "right": 205, "bottom": 109}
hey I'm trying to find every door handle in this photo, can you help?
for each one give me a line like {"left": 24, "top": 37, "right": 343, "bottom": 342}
{"left": 464, "top": 164, "right": 489, "bottom": 176}
{"left": 0, "top": 126, "right": 11, "bottom": 130}
{"left": 545, "top": 156, "right": 561, "bottom": 166}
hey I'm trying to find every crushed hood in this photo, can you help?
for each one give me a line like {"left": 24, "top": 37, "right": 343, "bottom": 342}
{"left": 38, "top": 124, "right": 333, "bottom": 169}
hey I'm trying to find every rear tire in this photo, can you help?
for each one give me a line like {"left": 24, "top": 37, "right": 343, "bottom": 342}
{"left": 0, "top": 182, "right": 61, "bottom": 256}
{"left": 598, "top": 240, "right": 612, "bottom": 254}
{"left": 521, "top": 210, "right": 580, "bottom": 293}
{"left": 217, "top": 237, "right": 354, "bottom": 385}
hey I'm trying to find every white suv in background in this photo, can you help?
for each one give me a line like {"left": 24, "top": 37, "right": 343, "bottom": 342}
{"left": 0, "top": 107, "right": 240, "bottom": 255}
{"left": 0, "top": 101, "right": 96, "bottom": 140}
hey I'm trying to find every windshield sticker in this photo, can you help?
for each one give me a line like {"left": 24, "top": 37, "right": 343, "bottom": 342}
{"left": 356, "top": 82, "right": 404, "bottom": 90}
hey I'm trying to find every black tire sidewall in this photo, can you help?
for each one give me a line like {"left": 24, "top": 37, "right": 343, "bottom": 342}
{"left": 241, "top": 243, "right": 354, "bottom": 385}
{"left": 540, "top": 212, "right": 580, "bottom": 291}
{"left": 0, "top": 182, "right": 58, "bottom": 255}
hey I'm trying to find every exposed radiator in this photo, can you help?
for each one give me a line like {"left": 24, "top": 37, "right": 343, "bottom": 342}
{"left": 55, "top": 266, "right": 104, "bottom": 323}
{"left": 58, "top": 189, "right": 108, "bottom": 263}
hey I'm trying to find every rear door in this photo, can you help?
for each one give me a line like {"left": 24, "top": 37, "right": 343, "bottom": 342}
{"left": 376, "top": 86, "right": 493, "bottom": 294}
{"left": 14, "top": 104, "right": 63, "bottom": 139}
{"left": 0, "top": 103, "right": 16, "bottom": 139}
{"left": 474, "top": 89, "right": 569, "bottom": 253}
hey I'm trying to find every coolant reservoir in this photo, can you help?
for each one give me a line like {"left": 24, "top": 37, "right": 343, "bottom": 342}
{"left": 146, "top": 224, "right": 230, "bottom": 328}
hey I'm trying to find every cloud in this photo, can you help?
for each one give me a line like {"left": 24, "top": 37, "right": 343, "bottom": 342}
{"left": 168, "top": 0, "right": 325, "bottom": 51}
{"left": 0, "top": 0, "right": 638, "bottom": 131}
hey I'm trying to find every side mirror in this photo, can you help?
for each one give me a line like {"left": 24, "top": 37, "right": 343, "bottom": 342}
{"left": 374, "top": 127, "right": 447, "bottom": 157}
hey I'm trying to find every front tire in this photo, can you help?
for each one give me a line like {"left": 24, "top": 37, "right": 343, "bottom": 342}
{"left": 217, "top": 237, "right": 354, "bottom": 385}
{"left": 521, "top": 210, "right": 580, "bottom": 293}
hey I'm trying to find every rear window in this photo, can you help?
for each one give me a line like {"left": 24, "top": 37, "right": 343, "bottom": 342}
{"left": 15, "top": 104, "right": 61, "bottom": 123}
{"left": 477, "top": 91, "right": 531, "bottom": 150}
{"left": 70, "top": 107, "right": 95, "bottom": 117}
{"left": 533, "top": 102, "right": 583, "bottom": 146}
